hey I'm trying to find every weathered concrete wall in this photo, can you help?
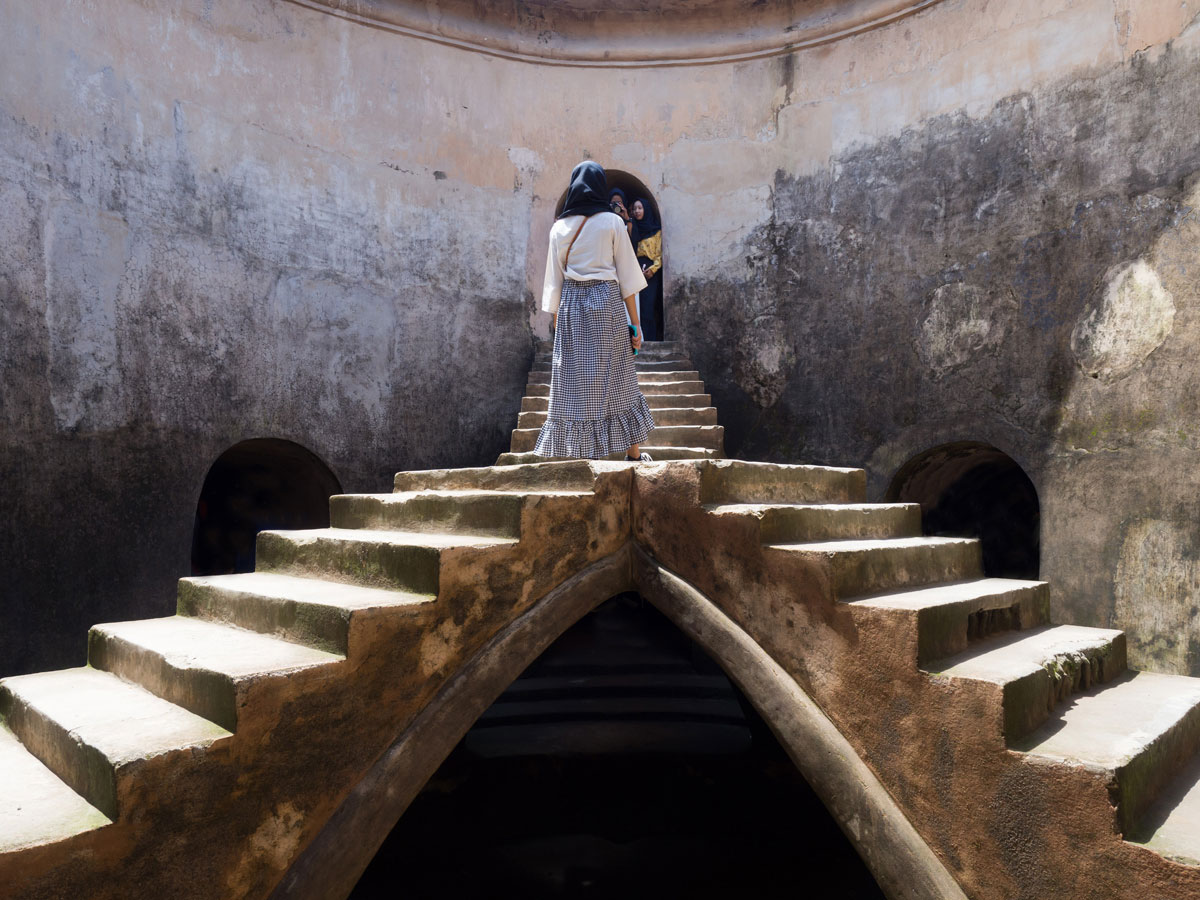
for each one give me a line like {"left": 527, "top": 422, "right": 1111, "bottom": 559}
{"left": 0, "top": 0, "right": 538, "bottom": 674}
{"left": 666, "top": 1, "right": 1200, "bottom": 676}
{"left": 5, "top": 0, "right": 1200, "bottom": 677}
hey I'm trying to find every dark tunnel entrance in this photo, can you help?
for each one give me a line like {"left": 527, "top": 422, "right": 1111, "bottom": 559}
{"left": 349, "top": 594, "right": 886, "bottom": 899}
{"left": 886, "top": 441, "right": 1040, "bottom": 579}
{"left": 555, "top": 168, "right": 666, "bottom": 340}
{"left": 190, "top": 438, "right": 341, "bottom": 576}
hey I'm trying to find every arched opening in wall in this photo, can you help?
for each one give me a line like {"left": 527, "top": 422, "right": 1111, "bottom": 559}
{"left": 886, "top": 442, "right": 1040, "bottom": 579}
{"left": 555, "top": 169, "right": 667, "bottom": 341}
{"left": 190, "top": 439, "right": 341, "bottom": 576}
{"left": 350, "top": 594, "right": 886, "bottom": 899}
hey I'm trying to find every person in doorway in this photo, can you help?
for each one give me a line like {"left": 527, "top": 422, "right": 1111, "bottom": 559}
{"left": 536, "top": 161, "right": 655, "bottom": 462}
{"left": 631, "top": 198, "right": 663, "bottom": 342}
{"left": 609, "top": 187, "right": 634, "bottom": 241}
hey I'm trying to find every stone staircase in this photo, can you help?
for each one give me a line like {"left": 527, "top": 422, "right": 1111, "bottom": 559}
{"left": 500, "top": 339, "right": 723, "bottom": 464}
{"left": 4, "top": 348, "right": 1200, "bottom": 897}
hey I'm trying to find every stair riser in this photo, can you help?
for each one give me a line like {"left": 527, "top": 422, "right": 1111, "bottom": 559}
{"left": 790, "top": 542, "right": 983, "bottom": 598}
{"left": 518, "top": 408, "right": 718, "bottom": 429}
{"left": 177, "top": 579, "right": 354, "bottom": 655}
{"left": 0, "top": 686, "right": 118, "bottom": 820}
{"left": 528, "top": 371, "right": 700, "bottom": 386}
{"left": 88, "top": 629, "right": 241, "bottom": 733}
{"left": 916, "top": 585, "right": 1051, "bottom": 664}
{"left": 756, "top": 506, "right": 922, "bottom": 543}
{"left": 1117, "top": 698, "right": 1200, "bottom": 834}
{"left": 1000, "top": 635, "right": 1128, "bottom": 741}
{"left": 256, "top": 532, "right": 441, "bottom": 594}
{"left": 497, "top": 447, "right": 719, "bottom": 466}
{"left": 524, "top": 381, "right": 706, "bottom": 397}
{"left": 534, "top": 343, "right": 687, "bottom": 359}
{"left": 521, "top": 394, "right": 712, "bottom": 412}
{"left": 510, "top": 425, "right": 724, "bottom": 454}
{"left": 330, "top": 493, "right": 525, "bottom": 538}
{"left": 393, "top": 460, "right": 597, "bottom": 493}
{"left": 699, "top": 462, "right": 867, "bottom": 504}
{"left": 533, "top": 357, "right": 693, "bottom": 370}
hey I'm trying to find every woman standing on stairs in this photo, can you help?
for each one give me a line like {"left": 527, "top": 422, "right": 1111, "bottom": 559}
{"left": 535, "top": 161, "right": 656, "bottom": 462}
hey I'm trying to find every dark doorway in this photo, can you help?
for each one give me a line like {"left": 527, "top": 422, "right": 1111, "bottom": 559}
{"left": 350, "top": 595, "right": 886, "bottom": 899}
{"left": 886, "top": 441, "right": 1040, "bottom": 579}
{"left": 190, "top": 439, "right": 341, "bottom": 576}
{"left": 555, "top": 168, "right": 666, "bottom": 340}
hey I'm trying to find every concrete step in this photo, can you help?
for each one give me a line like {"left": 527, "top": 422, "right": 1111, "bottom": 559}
{"left": 847, "top": 578, "right": 1050, "bottom": 664}
{"left": 1015, "top": 671, "right": 1200, "bottom": 834}
{"left": 928, "top": 624, "right": 1127, "bottom": 741}
{"left": 0, "top": 668, "right": 230, "bottom": 820}
{"left": 535, "top": 339, "right": 687, "bottom": 358}
{"left": 518, "top": 407, "right": 718, "bottom": 429}
{"left": 496, "top": 447, "right": 720, "bottom": 466}
{"left": 533, "top": 357, "right": 694, "bottom": 372}
{"left": 527, "top": 370, "right": 701, "bottom": 386}
{"left": 697, "top": 459, "right": 866, "bottom": 505}
{"left": 1131, "top": 753, "right": 1200, "bottom": 865}
{"left": 255, "top": 528, "right": 515, "bottom": 593}
{"left": 393, "top": 460, "right": 598, "bottom": 493}
{"left": 509, "top": 425, "right": 724, "bottom": 454}
{"left": 521, "top": 393, "right": 712, "bottom": 413}
{"left": 768, "top": 536, "right": 982, "bottom": 598}
{"left": 87, "top": 616, "right": 343, "bottom": 732}
{"left": 0, "top": 723, "right": 111, "bottom": 852}
{"left": 178, "top": 572, "right": 434, "bottom": 655}
{"left": 330, "top": 490, "right": 548, "bottom": 538}
{"left": 706, "top": 502, "right": 922, "bottom": 542}
{"left": 524, "top": 380, "right": 706, "bottom": 397}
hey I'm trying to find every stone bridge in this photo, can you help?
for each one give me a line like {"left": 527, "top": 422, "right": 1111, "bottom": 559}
{"left": 3, "top": 345, "right": 1200, "bottom": 900}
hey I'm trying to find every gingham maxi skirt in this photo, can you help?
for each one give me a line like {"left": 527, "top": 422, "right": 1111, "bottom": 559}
{"left": 534, "top": 279, "right": 655, "bottom": 458}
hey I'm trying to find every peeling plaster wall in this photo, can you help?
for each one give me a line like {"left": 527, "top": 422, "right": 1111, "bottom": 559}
{"left": 4, "top": 0, "right": 1200, "bottom": 676}
{"left": 671, "top": 0, "right": 1200, "bottom": 675}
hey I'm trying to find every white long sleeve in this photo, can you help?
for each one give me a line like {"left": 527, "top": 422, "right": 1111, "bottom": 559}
{"left": 541, "top": 212, "right": 649, "bottom": 313}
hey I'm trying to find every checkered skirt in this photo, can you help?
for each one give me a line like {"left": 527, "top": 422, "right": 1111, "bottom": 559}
{"left": 534, "top": 279, "right": 655, "bottom": 459}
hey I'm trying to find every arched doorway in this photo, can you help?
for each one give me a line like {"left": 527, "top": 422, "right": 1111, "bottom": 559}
{"left": 886, "top": 442, "right": 1040, "bottom": 579}
{"left": 554, "top": 168, "right": 666, "bottom": 340}
{"left": 190, "top": 439, "right": 341, "bottom": 576}
{"left": 349, "top": 593, "right": 886, "bottom": 899}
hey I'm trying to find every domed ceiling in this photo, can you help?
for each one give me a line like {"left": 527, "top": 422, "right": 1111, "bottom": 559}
{"left": 283, "top": 0, "right": 945, "bottom": 65}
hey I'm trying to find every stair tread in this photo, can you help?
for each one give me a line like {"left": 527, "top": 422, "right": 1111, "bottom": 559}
{"left": 770, "top": 535, "right": 977, "bottom": 552}
{"left": 847, "top": 577, "right": 1045, "bottom": 610}
{"left": 351, "top": 489, "right": 592, "bottom": 500}
{"left": 708, "top": 502, "right": 917, "bottom": 514}
{"left": 183, "top": 572, "right": 433, "bottom": 611}
{"left": 928, "top": 624, "right": 1123, "bottom": 683}
{"left": 0, "top": 724, "right": 110, "bottom": 852}
{"left": 1133, "top": 754, "right": 1200, "bottom": 864}
{"left": 93, "top": 616, "right": 343, "bottom": 679}
{"left": 2, "top": 668, "right": 230, "bottom": 766}
{"left": 260, "top": 527, "right": 517, "bottom": 548}
{"left": 1015, "top": 671, "right": 1200, "bottom": 769}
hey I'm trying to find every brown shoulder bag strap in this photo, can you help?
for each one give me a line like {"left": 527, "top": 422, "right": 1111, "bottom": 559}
{"left": 563, "top": 216, "right": 589, "bottom": 269}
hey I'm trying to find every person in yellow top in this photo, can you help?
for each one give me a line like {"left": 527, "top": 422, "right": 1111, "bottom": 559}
{"left": 631, "top": 198, "right": 663, "bottom": 341}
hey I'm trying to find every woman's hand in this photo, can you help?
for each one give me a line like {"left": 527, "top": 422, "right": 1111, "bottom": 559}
{"left": 631, "top": 328, "right": 643, "bottom": 351}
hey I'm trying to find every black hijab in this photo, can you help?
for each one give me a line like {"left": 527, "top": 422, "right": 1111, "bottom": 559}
{"left": 557, "top": 161, "right": 612, "bottom": 220}
{"left": 631, "top": 198, "right": 661, "bottom": 245}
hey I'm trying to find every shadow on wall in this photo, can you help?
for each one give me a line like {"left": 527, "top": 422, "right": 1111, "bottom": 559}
{"left": 191, "top": 439, "right": 342, "bottom": 576}
{"left": 887, "top": 442, "right": 1040, "bottom": 580}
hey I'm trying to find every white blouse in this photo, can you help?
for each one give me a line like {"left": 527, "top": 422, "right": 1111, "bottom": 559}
{"left": 541, "top": 212, "right": 649, "bottom": 314}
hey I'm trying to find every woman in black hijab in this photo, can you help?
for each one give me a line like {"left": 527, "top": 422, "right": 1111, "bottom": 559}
{"left": 631, "top": 198, "right": 663, "bottom": 341}
{"left": 534, "top": 162, "right": 655, "bottom": 461}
